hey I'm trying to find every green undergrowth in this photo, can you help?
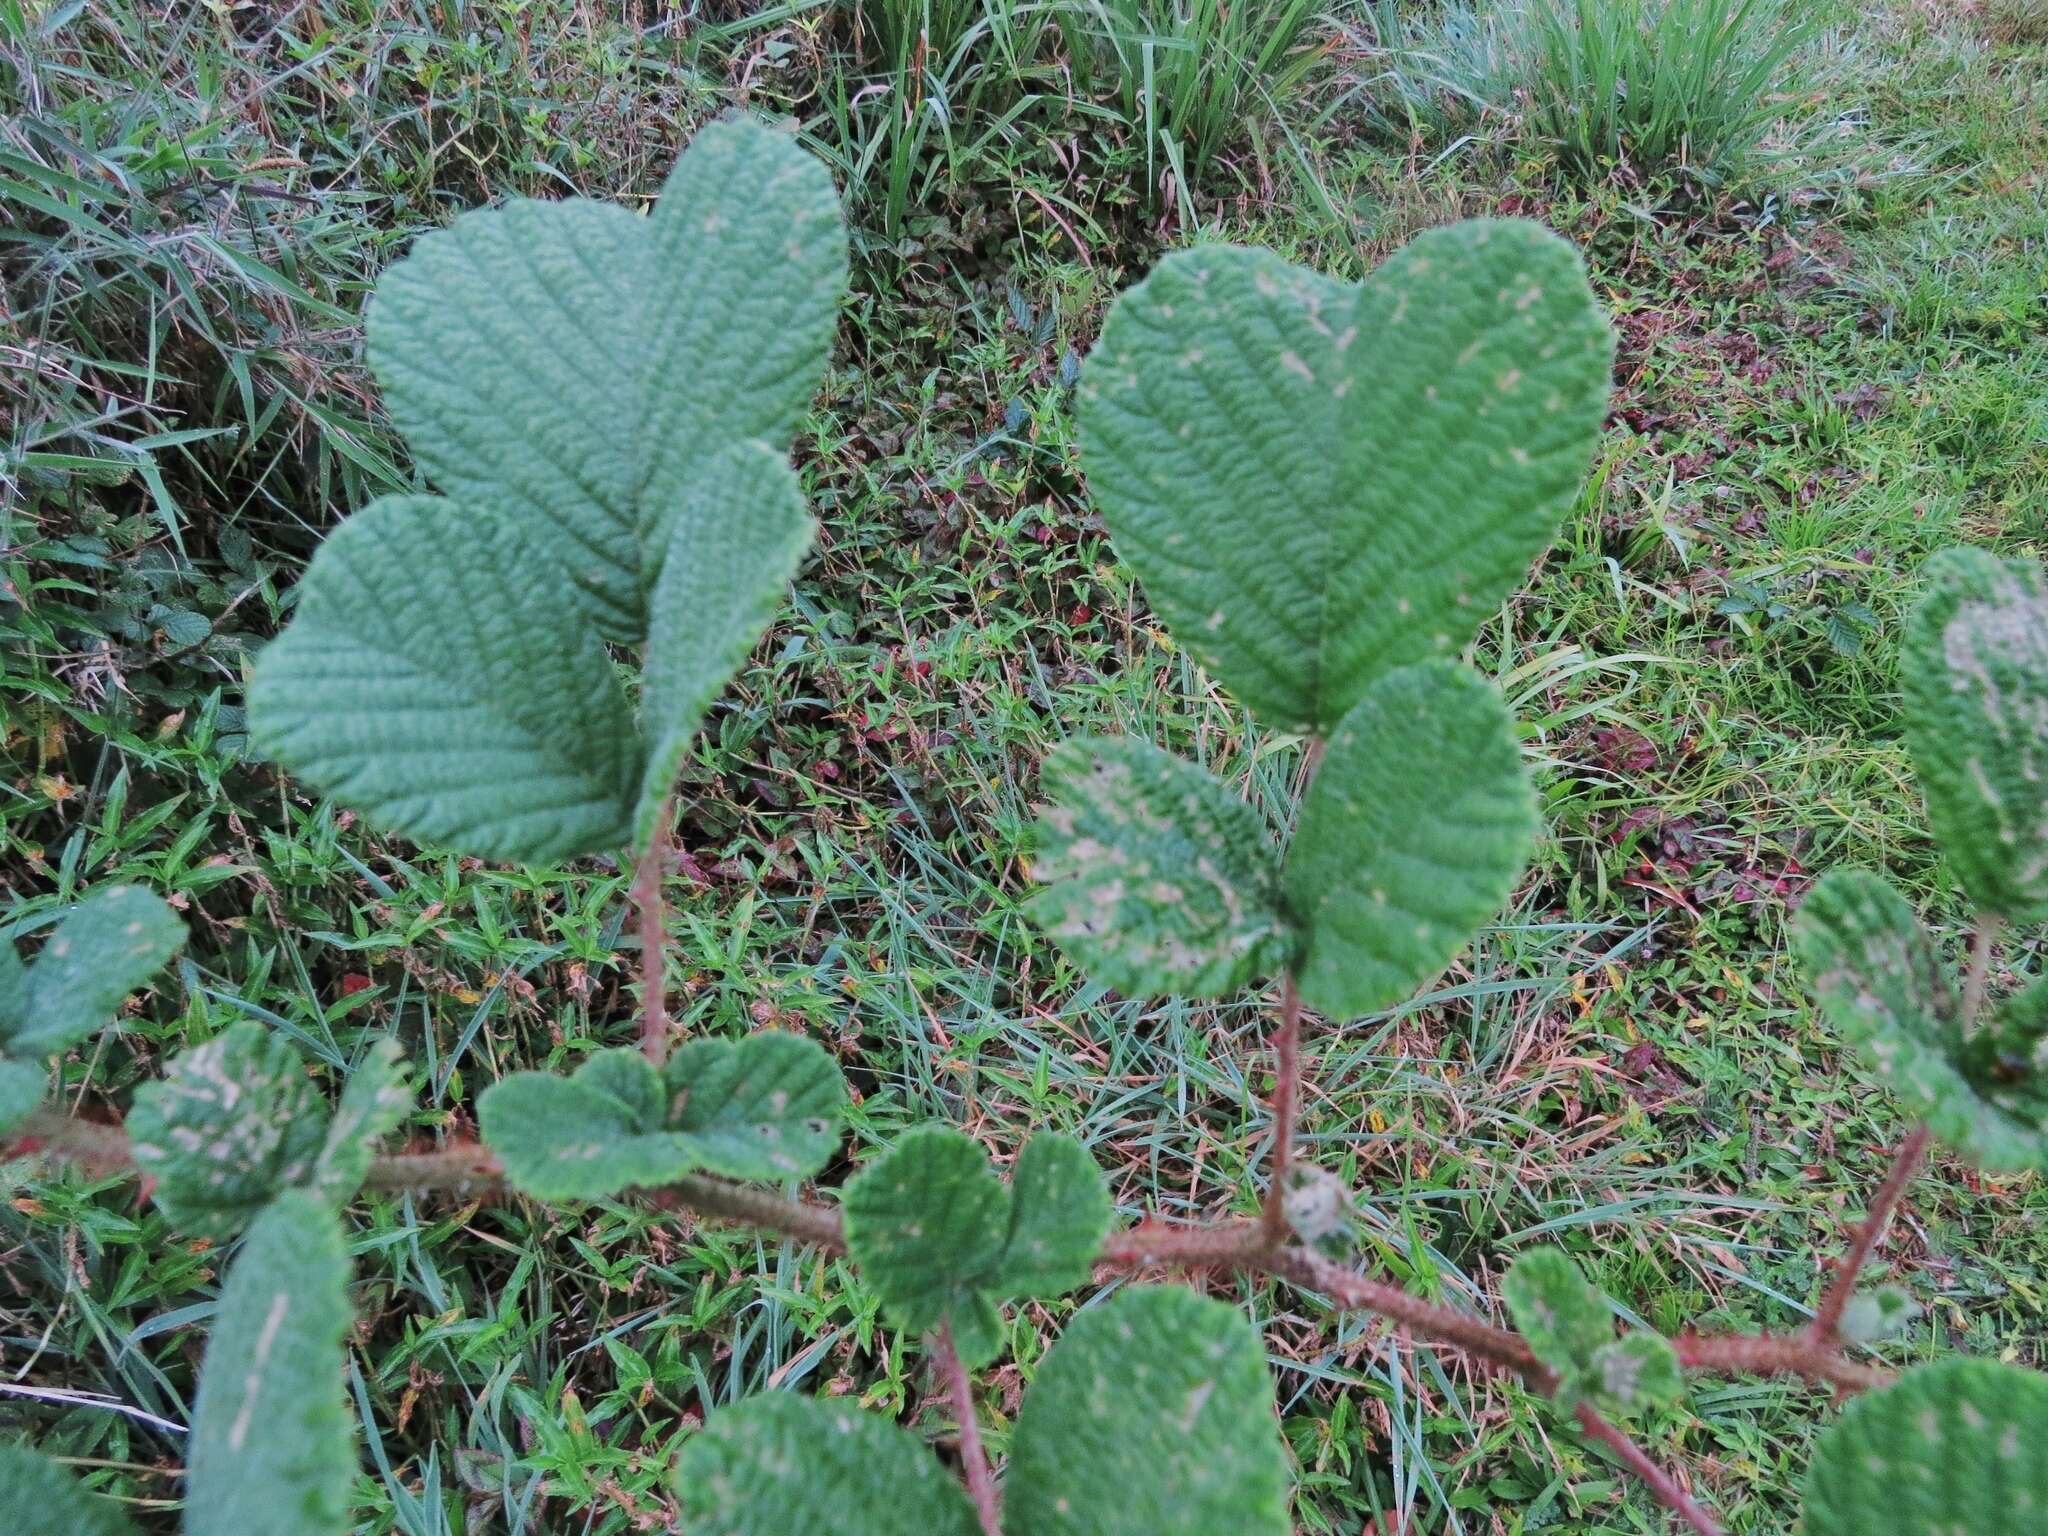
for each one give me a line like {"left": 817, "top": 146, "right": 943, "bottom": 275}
{"left": 3, "top": 0, "right": 2045, "bottom": 1531}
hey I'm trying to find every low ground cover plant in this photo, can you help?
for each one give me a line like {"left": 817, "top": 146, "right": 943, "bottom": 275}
{"left": 4, "top": 111, "right": 2046, "bottom": 1536}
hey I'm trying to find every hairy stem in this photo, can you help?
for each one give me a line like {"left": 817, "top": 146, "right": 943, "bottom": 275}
{"left": 1807, "top": 1122, "right": 1930, "bottom": 1349}
{"left": 1959, "top": 917, "right": 2001, "bottom": 1030}
{"left": 1259, "top": 973, "right": 1305, "bottom": 1245}
{"left": 634, "top": 802, "right": 675, "bottom": 1065}
{"left": 1574, "top": 1405, "right": 1725, "bottom": 1536}
{"left": 932, "top": 1325, "right": 1002, "bottom": 1536}
{"left": 1672, "top": 1332, "right": 1890, "bottom": 1394}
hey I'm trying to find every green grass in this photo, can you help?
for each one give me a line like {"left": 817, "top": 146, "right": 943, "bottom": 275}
{"left": 3, "top": 0, "right": 2046, "bottom": 1531}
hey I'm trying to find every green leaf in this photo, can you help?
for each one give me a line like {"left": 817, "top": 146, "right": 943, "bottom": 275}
{"left": 1837, "top": 1285, "right": 1922, "bottom": 1345}
{"left": 1503, "top": 1248, "right": 1614, "bottom": 1378}
{"left": 129, "top": 1022, "right": 329, "bottom": 1238}
{"left": 1584, "top": 1333, "right": 1683, "bottom": 1414}
{"left": 1027, "top": 736, "right": 1295, "bottom": 1000}
{"left": 249, "top": 496, "right": 642, "bottom": 866}
{"left": 187, "top": 1191, "right": 355, "bottom": 1536}
{"left": 1803, "top": 1357, "right": 2048, "bottom": 1536}
{"left": 673, "top": 1393, "right": 978, "bottom": 1536}
{"left": 481, "top": 1035, "right": 848, "bottom": 1199}
{"left": 0, "top": 944, "right": 23, "bottom": 1035}
{"left": 1902, "top": 548, "right": 2048, "bottom": 923}
{"left": 368, "top": 117, "right": 845, "bottom": 644}
{"left": 309, "top": 1038, "right": 411, "bottom": 1204}
{"left": 0, "top": 1443, "right": 139, "bottom": 1536}
{"left": 1075, "top": 220, "right": 1611, "bottom": 736}
{"left": 0, "top": 1058, "right": 41, "bottom": 1136}
{"left": 479, "top": 1048, "right": 690, "bottom": 1200}
{"left": 1794, "top": 869, "right": 2048, "bottom": 1172}
{"left": 637, "top": 442, "right": 815, "bottom": 844}
{"left": 1005, "top": 1286, "right": 1289, "bottom": 1536}
{"left": 5, "top": 885, "right": 184, "bottom": 1055}
{"left": 664, "top": 1031, "right": 847, "bottom": 1183}
{"left": 1284, "top": 661, "right": 1536, "bottom": 1018}
{"left": 843, "top": 1127, "right": 1109, "bottom": 1366}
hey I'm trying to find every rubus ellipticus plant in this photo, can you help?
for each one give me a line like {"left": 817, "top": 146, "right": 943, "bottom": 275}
{"left": 4, "top": 116, "right": 2045, "bottom": 1536}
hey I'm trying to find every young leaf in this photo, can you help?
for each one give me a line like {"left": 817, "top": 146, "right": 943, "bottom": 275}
{"left": 1837, "top": 1285, "right": 1922, "bottom": 1345}
{"left": 308, "top": 1038, "right": 412, "bottom": 1204}
{"left": 0, "top": 1443, "right": 139, "bottom": 1536}
{"left": 672, "top": 1392, "right": 978, "bottom": 1536}
{"left": 1803, "top": 1357, "right": 2048, "bottom": 1536}
{"left": 990, "top": 1132, "right": 1112, "bottom": 1298}
{"left": 1027, "top": 736, "right": 1296, "bottom": 1000}
{"left": 1005, "top": 1286, "right": 1290, "bottom": 1536}
{"left": 479, "top": 1048, "right": 691, "bottom": 1200}
{"left": 1075, "top": 220, "right": 1611, "bottom": 736}
{"left": 1503, "top": 1248, "right": 1615, "bottom": 1378}
{"left": 1902, "top": 548, "right": 2048, "bottom": 924}
{"left": 664, "top": 1031, "right": 847, "bottom": 1183}
{"left": 1284, "top": 661, "right": 1536, "bottom": 1018}
{"left": 187, "top": 1190, "right": 355, "bottom": 1536}
{"left": 1794, "top": 869, "right": 2048, "bottom": 1172}
{"left": 249, "top": 496, "right": 643, "bottom": 866}
{"left": 4, "top": 885, "right": 184, "bottom": 1055}
{"left": 1585, "top": 1333, "right": 1684, "bottom": 1414}
{"left": 129, "top": 1022, "right": 329, "bottom": 1238}
{"left": 0, "top": 1058, "right": 41, "bottom": 1137}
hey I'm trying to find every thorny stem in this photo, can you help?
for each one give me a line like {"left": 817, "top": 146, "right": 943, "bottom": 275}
{"left": 1574, "top": 1405, "right": 1725, "bottom": 1536}
{"left": 932, "top": 1325, "right": 1002, "bottom": 1536}
{"left": 1259, "top": 973, "right": 1305, "bottom": 1245}
{"left": 1807, "top": 1122, "right": 1931, "bottom": 1349}
{"left": 634, "top": 801, "right": 675, "bottom": 1066}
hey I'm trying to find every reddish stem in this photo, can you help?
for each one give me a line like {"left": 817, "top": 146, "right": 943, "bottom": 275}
{"left": 634, "top": 802, "right": 674, "bottom": 1065}
{"left": 932, "top": 1325, "right": 1002, "bottom": 1536}
{"left": 1260, "top": 973, "right": 1305, "bottom": 1244}
{"left": 1574, "top": 1404, "right": 1725, "bottom": 1536}
{"left": 1807, "top": 1123, "right": 1930, "bottom": 1348}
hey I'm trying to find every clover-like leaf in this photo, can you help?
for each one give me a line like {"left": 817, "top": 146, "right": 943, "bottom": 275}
{"left": 1027, "top": 736, "right": 1296, "bottom": 1000}
{"left": 186, "top": 1190, "right": 354, "bottom": 1536}
{"left": 308, "top": 1038, "right": 412, "bottom": 1204}
{"left": 249, "top": 496, "right": 643, "bottom": 866}
{"left": 480, "top": 1035, "right": 848, "bottom": 1201}
{"left": 1503, "top": 1248, "right": 1614, "bottom": 1379}
{"left": 1284, "top": 661, "right": 1537, "bottom": 1018}
{"left": 673, "top": 1393, "right": 978, "bottom": 1536}
{"left": 1902, "top": 548, "right": 2048, "bottom": 924}
{"left": 1076, "top": 219, "right": 1611, "bottom": 736}
{"left": 129, "top": 1022, "right": 329, "bottom": 1238}
{"left": 843, "top": 1126, "right": 1111, "bottom": 1367}
{"left": 1005, "top": 1286, "right": 1289, "bottom": 1536}
{"left": 1794, "top": 869, "right": 2048, "bottom": 1172}
{"left": 1803, "top": 1357, "right": 2048, "bottom": 1536}
{"left": 0, "top": 1443, "right": 138, "bottom": 1536}
{"left": 1, "top": 885, "right": 184, "bottom": 1055}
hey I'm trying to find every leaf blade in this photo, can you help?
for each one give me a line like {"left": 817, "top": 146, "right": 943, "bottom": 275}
{"left": 666, "top": 1031, "right": 846, "bottom": 1183}
{"left": 10, "top": 885, "right": 184, "bottom": 1055}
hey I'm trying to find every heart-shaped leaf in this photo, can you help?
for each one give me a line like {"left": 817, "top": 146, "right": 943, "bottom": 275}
{"left": 842, "top": 1126, "right": 1111, "bottom": 1367}
{"left": 1027, "top": 736, "right": 1296, "bottom": 1001}
{"left": 0, "top": 1444, "right": 138, "bottom": 1536}
{"left": 1803, "top": 1357, "right": 2048, "bottom": 1536}
{"left": 1794, "top": 869, "right": 2048, "bottom": 1172}
{"left": 1076, "top": 219, "right": 1611, "bottom": 736}
{"left": 2, "top": 885, "right": 184, "bottom": 1056}
{"left": 129, "top": 1022, "right": 330, "bottom": 1238}
{"left": 1902, "top": 548, "right": 2048, "bottom": 924}
{"left": 479, "top": 1035, "right": 848, "bottom": 1200}
{"left": 250, "top": 496, "right": 643, "bottom": 866}
{"left": 673, "top": 1393, "right": 979, "bottom": 1536}
{"left": 186, "top": 1190, "right": 354, "bottom": 1536}
{"left": 1284, "top": 661, "right": 1537, "bottom": 1018}
{"left": 1005, "top": 1286, "right": 1290, "bottom": 1536}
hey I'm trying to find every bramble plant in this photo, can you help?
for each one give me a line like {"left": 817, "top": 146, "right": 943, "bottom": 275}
{"left": 4, "top": 115, "right": 2046, "bottom": 1536}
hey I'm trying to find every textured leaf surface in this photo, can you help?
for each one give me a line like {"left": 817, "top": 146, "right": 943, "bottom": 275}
{"left": 1503, "top": 1248, "right": 1613, "bottom": 1377}
{"left": 187, "top": 1191, "right": 354, "bottom": 1536}
{"left": 310, "top": 1039, "right": 411, "bottom": 1204}
{"left": 129, "top": 1022, "right": 328, "bottom": 1237}
{"left": 664, "top": 1031, "right": 846, "bottom": 1182}
{"left": 1585, "top": 1334, "right": 1683, "bottom": 1413}
{"left": 1903, "top": 548, "right": 2048, "bottom": 923}
{"left": 1285, "top": 662, "right": 1536, "bottom": 1017}
{"left": 479, "top": 1049, "right": 690, "bottom": 1200}
{"left": 0, "top": 1058, "right": 41, "bottom": 1136}
{"left": 6, "top": 885, "right": 184, "bottom": 1054}
{"left": 991, "top": 1132, "right": 1112, "bottom": 1298}
{"left": 1028, "top": 736, "right": 1295, "bottom": 1000}
{"left": 1804, "top": 1357, "right": 2048, "bottom": 1536}
{"left": 0, "top": 1443, "right": 138, "bottom": 1536}
{"left": 1006, "top": 1286, "right": 1289, "bottom": 1536}
{"left": 1795, "top": 869, "right": 2047, "bottom": 1172}
{"left": 673, "top": 1393, "right": 978, "bottom": 1536}
{"left": 369, "top": 117, "right": 845, "bottom": 643}
{"left": 1076, "top": 220, "right": 1611, "bottom": 735}
{"left": 250, "top": 496, "right": 642, "bottom": 864}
